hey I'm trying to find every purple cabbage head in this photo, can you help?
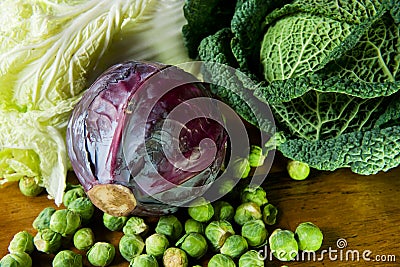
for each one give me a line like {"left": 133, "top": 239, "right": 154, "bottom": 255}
{"left": 66, "top": 61, "right": 227, "bottom": 216}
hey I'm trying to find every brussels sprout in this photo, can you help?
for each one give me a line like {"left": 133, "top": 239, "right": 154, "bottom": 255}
{"left": 145, "top": 233, "right": 169, "bottom": 259}
{"left": 162, "top": 247, "right": 188, "bottom": 267}
{"left": 240, "top": 186, "right": 268, "bottom": 207}
{"left": 232, "top": 157, "right": 251, "bottom": 178}
{"left": 207, "top": 253, "right": 235, "bottom": 267}
{"left": 205, "top": 220, "right": 235, "bottom": 251}
{"left": 188, "top": 197, "right": 214, "bottom": 223}
{"left": 287, "top": 160, "right": 310, "bottom": 180}
{"left": 123, "top": 216, "right": 149, "bottom": 236}
{"left": 0, "top": 252, "right": 32, "bottom": 267}
{"left": 176, "top": 233, "right": 208, "bottom": 259}
{"left": 49, "top": 209, "right": 81, "bottom": 237}
{"left": 63, "top": 185, "right": 86, "bottom": 207}
{"left": 19, "top": 176, "right": 43, "bottom": 197}
{"left": 67, "top": 197, "right": 95, "bottom": 224}
{"left": 248, "top": 145, "right": 266, "bottom": 167}
{"left": 119, "top": 234, "right": 145, "bottom": 262}
{"left": 33, "top": 228, "right": 62, "bottom": 254}
{"left": 212, "top": 201, "right": 234, "bottom": 221}
{"left": 32, "top": 207, "right": 56, "bottom": 230}
{"left": 234, "top": 202, "right": 262, "bottom": 226}
{"left": 262, "top": 203, "right": 278, "bottom": 225}
{"left": 8, "top": 231, "right": 34, "bottom": 254}
{"left": 238, "top": 250, "right": 264, "bottom": 267}
{"left": 184, "top": 219, "right": 204, "bottom": 234}
{"left": 155, "top": 215, "right": 183, "bottom": 241}
{"left": 52, "top": 250, "right": 83, "bottom": 267}
{"left": 295, "top": 222, "right": 323, "bottom": 251}
{"left": 220, "top": 235, "right": 248, "bottom": 258}
{"left": 129, "top": 254, "right": 159, "bottom": 267}
{"left": 269, "top": 229, "right": 298, "bottom": 261}
{"left": 73, "top": 228, "right": 95, "bottom": 251}
{"left": 241, "top": 219, "right": 268, "bottom": 247}
{"left": 65, "top": 183, "right": 84, "bottom": 191}
{"left": 103, "top": 213, "right": 128, "bottom": 231}
{"left": 87, "top": 242, "right": 115, "bottom": 267}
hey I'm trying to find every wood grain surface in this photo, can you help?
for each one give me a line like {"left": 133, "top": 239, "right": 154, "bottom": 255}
{"left": 1, "top": 156, "right": 399, "bottom": 267}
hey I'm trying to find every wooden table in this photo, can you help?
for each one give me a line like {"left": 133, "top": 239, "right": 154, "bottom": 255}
{"left": 1, "top": 156, "right": 399, "bottom": 267}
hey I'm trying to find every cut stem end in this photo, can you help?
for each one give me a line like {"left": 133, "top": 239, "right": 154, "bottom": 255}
{"left": 87, "top": 184, "right": 136, "bottom": 217}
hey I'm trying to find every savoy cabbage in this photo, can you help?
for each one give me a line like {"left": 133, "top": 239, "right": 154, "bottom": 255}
{"left": 183, "top": 0, "right": 400, "bottom": 175}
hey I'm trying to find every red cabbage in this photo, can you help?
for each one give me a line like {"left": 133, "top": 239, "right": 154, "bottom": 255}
{"left": 66, "top": 61, "right": 227, "bottom": 216}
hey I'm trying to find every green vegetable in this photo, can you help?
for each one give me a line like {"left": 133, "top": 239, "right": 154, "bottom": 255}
{"left": 119, "top": 234, "right": 145, "bottom": 262}
{"left": 0, "top": 252, "right": 32, "bottom": 267}
{"left": 73, "top": 228, "right": 95, "bottom": 251}
{"left": 295, "top": 222, "right": 324, "bottom": 251}
{"left": 287, "top": 160, "right": 310, "bottom": 180}
{"left": 262, "top": 203, "right": 278, "bottom": 225}
{"left": 231, "top": 157, "right": 251, "bottom": 178}
{"left": 52, "top": 250, "right": 82, "bottom": 267}
{"left": 184, "top": 219, "right": 205, "bottom": 234}
{"left": 182, "top": 0, "right": 236, "bottom": 58}
{"left": 33, "top": 228, "right": 62, "bottom": 254}
{"left": 188, "top": 197, "right": 214, "bottom": 223}
{"left": 0, "top": 149, "right": 40, "bottom": 183}
{"left": 18, "top": 176, "right": 43, "bottom": 197}
{"left": 184, "top": 0, "right": 400, "bottom": 175}
{"left": 87, "top": 242, "right": 115, "bottom": 267}
{"left": 67, "top": 197, "right": 95, "bottom": 224}
{"left": 234, "top": 202, "right": 262, "bottom": 226}
{"left": 207, "top": 253, "right": 236, "bottom": 267}
{"left": 176, "top": 233, "right": 208, "bottom": 259}
{"left": 241, "top": 219, "right": 267, "bottom": 247}
{"left": 248, "top": 145, "right": 266, "bottom": 167}
{"left": 212, "top": 201, "right": 234, "bottom": 221}
{"left": 238, "top": 250, "right": 264, "bottom": 267}
{"left": 240, "top": 186, "right": 268, "bottom": 207}
{"left": 8, "top": 231, "right": 34, "bottom": 254}
{"left": 129, "top": 254, "right": 159, "bottom": 267}
{"left": 123, "top": 216, "right": 149, "bottom": 236}
{"left": 49, "top": 209, "right": 81, "bottom": 237}
{"left": 269, "top": 229, "right": 298, "bottom": 261}
{"left": 103, "top": 213, "right": 128, "bottom": 231}
{"left": 145, "top": 233, "right": 170, "bottom": 259}
{"left": 205, "top": 220, "right": 235, "bottom": 251}
{"left": 220, "top": 235, "right": 248, "bottom": 258}
{"left": 0, "top": 0, "right": 190, "bottom": 205}
{"left": 32, "top": 207, "right": 56, "bottom": 230}
{"left": 63, "top": 186, "right": 86, "bottom": 207}
{"left": 155, "top": 215, "right": 183, "bottom": 241}
{"left": 162, "top": 247, "right": 189, "bottom": 267}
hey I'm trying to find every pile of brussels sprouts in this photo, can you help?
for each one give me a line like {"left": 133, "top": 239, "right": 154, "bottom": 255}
{"left": 97, "top": 182, "right": 322, "bottom": 267}
{"left": 0, "top": 145, "right": 322, "bottom": 267}
{"left": 0, "top": 183, "right": 102, "bottom": 267}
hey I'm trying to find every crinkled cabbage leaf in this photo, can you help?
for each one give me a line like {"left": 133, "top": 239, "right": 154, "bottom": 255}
{"left": 184, "top": 0, "right": 400, "bottom": 175}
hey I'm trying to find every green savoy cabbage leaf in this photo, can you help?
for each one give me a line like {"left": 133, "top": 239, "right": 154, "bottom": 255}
{"left": 184, "top": 0, "right": 400, "bottom": 175}
{"left": 0, "top": 0, "right": 190, "bottom": 204}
